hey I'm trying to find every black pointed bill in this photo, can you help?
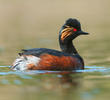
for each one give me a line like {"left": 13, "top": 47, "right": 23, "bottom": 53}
{"left": 77, "top": 31, "right": 89, "bottom": 35}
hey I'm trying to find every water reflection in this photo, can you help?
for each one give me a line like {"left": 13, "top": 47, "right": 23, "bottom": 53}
{"left": 59, "top": 74, "right": 80, "bottom": 88}
{"left": 0, "top": 66, "right": 109, "bottom": 76}
{"left": 0, "top": 66, "right": 110, "bottom": 100}
{"left": 14, "top": 80, "right": 22, "bottom": 85}
{"left": 0, "top": 65, "right": 109, "bottom": 86}
{"left": 1, "top": 79, "right": 10, "bottom": 85}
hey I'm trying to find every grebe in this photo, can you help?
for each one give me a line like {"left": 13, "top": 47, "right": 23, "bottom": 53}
{"left": 11, "top": 18, "right": 89, "bottom": 71}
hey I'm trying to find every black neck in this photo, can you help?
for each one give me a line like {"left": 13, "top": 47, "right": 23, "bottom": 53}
{"left": 59, "top": 39, "right": 78, "bottom": 55}
{"left": 59, "top": 36, "right": 84, "bottom": 67}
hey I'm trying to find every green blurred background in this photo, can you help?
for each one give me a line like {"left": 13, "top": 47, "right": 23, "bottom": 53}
{"left": 0, "top": 0, "right": 110, "bottom": 100}
{"left": 0, "top": 0, "right": 110, "bottom": 66}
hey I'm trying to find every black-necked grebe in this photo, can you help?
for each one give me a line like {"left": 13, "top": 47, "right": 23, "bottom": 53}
{"left": 11, "top": 18, "right": 89, "bottom": 71}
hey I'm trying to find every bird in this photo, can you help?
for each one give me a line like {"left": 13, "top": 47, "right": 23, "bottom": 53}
{"left": 11, "top": 18, "right": 89, "bottom": 71}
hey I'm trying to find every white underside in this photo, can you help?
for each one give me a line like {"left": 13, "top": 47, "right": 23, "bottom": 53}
{"left": 12, "top": 55, "right": 40, "bottom": 71}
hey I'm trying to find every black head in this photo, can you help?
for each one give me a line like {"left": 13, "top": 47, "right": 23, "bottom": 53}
{"left": 59, "top": 18, "right": 89, "bottom": 43}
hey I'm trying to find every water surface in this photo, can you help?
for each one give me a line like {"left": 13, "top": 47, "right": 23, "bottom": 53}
{"left": 0, "top": 66, "right": 110, "bottom": 100}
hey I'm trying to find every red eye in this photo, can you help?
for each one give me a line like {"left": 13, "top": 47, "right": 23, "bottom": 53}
{"left": 73, "top": 28, "right": 77, "bottom": 32}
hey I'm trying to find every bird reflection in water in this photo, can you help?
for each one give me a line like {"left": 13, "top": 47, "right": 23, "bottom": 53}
{"left": 40, "top": 71, "right": 83, "bottom": 88}
{"left": 39, "top": 71, "right": 83, "bottom": 100}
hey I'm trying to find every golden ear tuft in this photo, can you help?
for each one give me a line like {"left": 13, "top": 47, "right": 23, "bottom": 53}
{"left": 61, "top": 27, "right": 73, "bottom": 42}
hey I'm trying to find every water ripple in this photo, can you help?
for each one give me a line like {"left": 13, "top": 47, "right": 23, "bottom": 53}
{"left": 0, "top": 66, "right": 109, "bottom": 75}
